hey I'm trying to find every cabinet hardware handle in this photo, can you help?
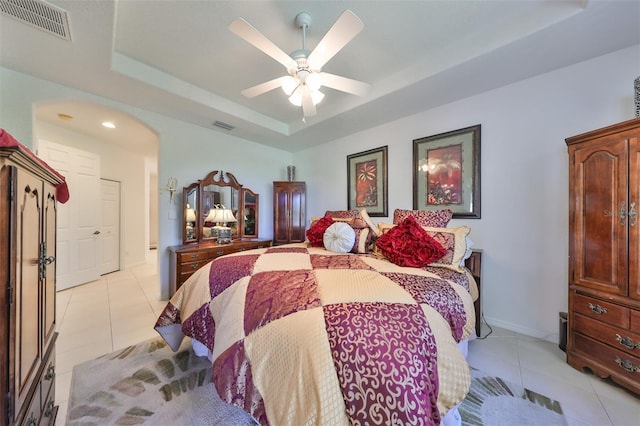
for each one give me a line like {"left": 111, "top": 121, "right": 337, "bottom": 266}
{"left": 27, "top": 413, "right": 37, "bottom": 426}
{"left": 615, "top": 334, "right": 640, "bottom": 350}
{"left": 614, "top": 356, "right": 640, "bottom": 373}
{"left": 44, "top": 400, "right": 55, "bottom": 417}
{"left": 45, "top": 365, "right": 55, "bottom": 380}
{"left": 588, "top": 303, "right": 607, "bottom": 314}
{"left": 217, "top": 250, "right": 224, "bottom": 255}
{"left": 190, "top": 264, "right": 198, "bottom": 270}
{"left": 629, "top": 202, "right": 637, "bottom": 227}
{"left": 190, "top": 254, "right": 198, "bottom": 259}
{"left": 618, "top": 202, "right": 627, "bottom": 226}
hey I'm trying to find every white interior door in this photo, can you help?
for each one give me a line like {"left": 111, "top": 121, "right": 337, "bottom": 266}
{"left": 38, "top": 140, "right": 101, "bottom": 290}
{"left": 100, "top": 179, "right": 120, "bottom": 275}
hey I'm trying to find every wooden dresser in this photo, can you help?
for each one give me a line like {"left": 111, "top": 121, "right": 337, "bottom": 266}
{"left": 169, "top": 239, "right": 272, "bottom": 293}
{"left": 566, "top": 118, "right": 640, "bottom": 395}
{"left": 273, "top": 181, "right": 306, "bottom": 245}
{"left": 1, "top": 144, "right": 62, "bottom": 424}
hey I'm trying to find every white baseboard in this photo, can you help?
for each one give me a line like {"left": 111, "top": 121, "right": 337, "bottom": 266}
{"left": 483, "top": 316, "right": 559, "bottom": 344}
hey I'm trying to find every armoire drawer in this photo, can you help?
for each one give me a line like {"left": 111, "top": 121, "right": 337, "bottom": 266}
{"left": 573, "top": 293, "right": 629, "bottom": 328}
{"left": 573, "top": 313, "right": 640, "bottom": 356}
{"left": 631, "top": 309, "right": 640, "bottom": 331}
{"left": 574, "top": 333, "right": 640, "bottom": 383}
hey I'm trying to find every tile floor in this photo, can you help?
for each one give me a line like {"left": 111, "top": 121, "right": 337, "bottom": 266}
{"left": 54, "top": 257, "right": 639, "bottom": 425}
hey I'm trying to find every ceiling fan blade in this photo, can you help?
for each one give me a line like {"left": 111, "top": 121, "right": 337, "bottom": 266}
{"left": 229, "top": 18, "right": 297, "bottom": 70}
{"left": 319, "top": 72, "right": 371, "bottom": 97}
{"left": 302, "top": 88, "right": 317, "bottom": 117}
{"left": 307, "top": 10, "right": 364, "bottom": 70}
{"left": 241, "top": 76, "right": 291, "bottom": 98}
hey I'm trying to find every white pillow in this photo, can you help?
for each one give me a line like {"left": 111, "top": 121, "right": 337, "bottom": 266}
{"left": 323, "top": 222, "right": 356, "bottom": 253}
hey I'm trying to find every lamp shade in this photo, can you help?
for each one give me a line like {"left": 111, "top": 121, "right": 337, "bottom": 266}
{"left": 186, "top": 205, "right": 196, "bottom": 222}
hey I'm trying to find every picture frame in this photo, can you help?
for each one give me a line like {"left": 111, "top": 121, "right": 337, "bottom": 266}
{"left": 413, "top": 125, "right": 481, "bottom": 219}
{"left": 347, "top": 145, "right": 388, "bottom": 217}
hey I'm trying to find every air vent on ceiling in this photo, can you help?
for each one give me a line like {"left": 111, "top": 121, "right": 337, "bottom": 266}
{"left": 1, "top": 0, "right": 71, "bottom": 40}
{"left": 213, "top": 121, "right": 235, "bottom": 131}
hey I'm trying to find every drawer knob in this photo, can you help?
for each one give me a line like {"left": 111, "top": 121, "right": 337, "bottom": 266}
{"left": 616, "top": 334, "right": 640, "bottom": 350}
{"left": 190, "top": 254, "right": 198, "bottom": 259}
{"left": 588, "top": 303, "right": 607, "bottom": 315}
{"left": 614, "top": 356, "right": 640, "bottom": 373}
{"left": 191, "top": 264, "right": 199, "bottom": 270}
{"left": 217, "top": 250, "right": 224, "bottom": 255}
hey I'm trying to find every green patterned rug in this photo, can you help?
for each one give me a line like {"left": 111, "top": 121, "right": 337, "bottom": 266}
{"left": 66, "top": 337, "right": 567, "bottom": 425}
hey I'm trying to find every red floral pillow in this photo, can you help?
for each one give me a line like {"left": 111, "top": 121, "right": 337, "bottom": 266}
{"left": 375, "top": 216, "right": 446, "bottom": 267}
{"left": 306, "top": 215, "right": 335, "bottom": 247}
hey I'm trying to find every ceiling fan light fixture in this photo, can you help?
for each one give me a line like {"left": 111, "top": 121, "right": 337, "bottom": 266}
{"left": 306, "top": 73, "right": 322, "bottom": 91}
{"left": 281, "top": 76, "right": 299, "bottom": 96}
{"left": 289, "top": 86, "right": 303, "bottom": 106}
{"left": 311, "top": 89, "right": 324, "bottom": 105}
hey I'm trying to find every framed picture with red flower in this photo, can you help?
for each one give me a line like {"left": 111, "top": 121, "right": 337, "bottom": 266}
{"left": 413, "top": 125, "right": 481, "bottom": 219}
{"left": 347, "top": 145, "right": 388, "bottom": 217}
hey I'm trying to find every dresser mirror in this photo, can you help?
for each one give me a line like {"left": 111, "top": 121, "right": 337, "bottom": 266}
{"left": 183, "top": 182, "right": 199, "bottom": 243}
{"left": 242, "top": 188, "right": 259, "bottom": 238}
{"left": 182, "top": 170, "right": 259, "bottom": 244}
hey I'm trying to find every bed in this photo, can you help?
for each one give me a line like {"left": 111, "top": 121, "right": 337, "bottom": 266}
{"left": 155, "top": 209, "right": 478, "bottom": 425}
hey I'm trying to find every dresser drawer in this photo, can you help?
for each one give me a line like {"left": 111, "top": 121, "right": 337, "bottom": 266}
{"left": 574, "top": 313, "right": 640, "bottom": 356}
{"left": 178, "top": 251, "right": 210, "bottom": 263}
{"left": 574, "top": 333, "right": 640, "bottom": 383}
{"left": 573, "top": 293, "right": 629, "bottom": 328}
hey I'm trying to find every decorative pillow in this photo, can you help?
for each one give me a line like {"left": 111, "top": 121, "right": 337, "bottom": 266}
{"left": 358, "top": 209, "right": 381, "bottom": 237}
{"left": 393, "top": 209, "right": 453, "bottom": 228}
{"left": 423, "top": 225, "right": 471, "bottom": 272}
{"left": 374, "top": 216, "right": 446, "bottom": 268}
{"left": 306, "top": 215, "right": 334, "bottom": 247}
{"left": 323, "top": 222, "right": 356, "bottom": 253}
{"left": 324, "top": 209, "right": 360, "bottom": 219}
{"left": 347, "top": 215, "right": 373, "bottom": 254}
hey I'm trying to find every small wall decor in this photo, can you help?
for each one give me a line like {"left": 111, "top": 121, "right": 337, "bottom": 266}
{"left": 165, "top": 177, "right": 178, "bottom": 204}
{"left": 413, "top": 125, "right": 481, "bottom": 219}
{"left": 347, "top": 145, "right": 388, "bottom": 217}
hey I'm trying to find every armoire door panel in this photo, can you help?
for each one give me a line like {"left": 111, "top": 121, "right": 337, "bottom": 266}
{"left": 629, "top": 136, "right": 639, "bottom": 301}
{"left": 15, "top": 169, "right": 43, "bottom": 411}
{"left": 573, "top": 138, "right": 627, "bottom": 295}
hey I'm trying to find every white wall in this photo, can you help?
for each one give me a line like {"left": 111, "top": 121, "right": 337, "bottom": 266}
{"left": 0, "top": 67, "right": 294, "bottom": 300}
{"left": 294, "top": 45, "right": 640, "bottom": 342}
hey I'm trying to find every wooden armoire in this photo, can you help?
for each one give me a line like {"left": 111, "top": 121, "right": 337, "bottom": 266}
{"left": 273, "top": 181, "right": 306, "bottom": 245}
{"left": 1, "top": 142, "right": 62, "bottom": 424}
{"left": 566, "top": 117, "right": 640, "bottom": 395}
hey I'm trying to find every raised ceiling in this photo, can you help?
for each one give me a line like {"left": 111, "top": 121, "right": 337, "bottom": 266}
{"left": 1, "top": 0, "right": 639, "bottom": 153}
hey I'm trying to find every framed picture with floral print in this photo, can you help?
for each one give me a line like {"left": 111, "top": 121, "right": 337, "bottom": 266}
{"left": 413, "top": 125, "right": 481, "bottom": 219}
{"left": 347, "top": 145, "right": 388, "bottom": 217}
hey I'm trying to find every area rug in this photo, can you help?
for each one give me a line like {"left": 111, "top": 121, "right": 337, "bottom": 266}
{"left": 67, "top": 337, "right": 567, "bottom": 425}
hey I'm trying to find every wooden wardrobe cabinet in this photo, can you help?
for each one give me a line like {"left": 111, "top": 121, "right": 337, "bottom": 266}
{"left": 566, "top": 117, "right": 640, "bottom": 395}
{"left": 1, "top": 145, "right": 62, "bottom": 424}
{"left": 273, "top": 181, "right": 306, "bottom": 245}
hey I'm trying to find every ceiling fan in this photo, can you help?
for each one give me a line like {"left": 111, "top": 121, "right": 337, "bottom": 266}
{"left": 229, "top": 10, "right": 371, "bottom": 119}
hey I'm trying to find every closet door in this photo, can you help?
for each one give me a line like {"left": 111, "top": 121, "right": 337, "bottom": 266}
{"left": 570, "top": 137, "right": 628, "bottom": 296}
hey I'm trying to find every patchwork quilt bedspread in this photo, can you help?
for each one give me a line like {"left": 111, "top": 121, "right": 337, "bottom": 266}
{"left": 155, "top": 243, "right": 477, "bottom": 426}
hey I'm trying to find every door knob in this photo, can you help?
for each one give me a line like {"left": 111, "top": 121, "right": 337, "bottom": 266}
{"left": 94, "top": 230, "right": 101, "bottom": 235}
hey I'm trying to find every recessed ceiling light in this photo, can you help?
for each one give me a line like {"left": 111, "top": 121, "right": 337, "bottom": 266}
{"left": 102, "top": 121, "right": 116, "bottom": 129}
{"left": 57, "top": 113, "right": 73, "bottom": 121}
